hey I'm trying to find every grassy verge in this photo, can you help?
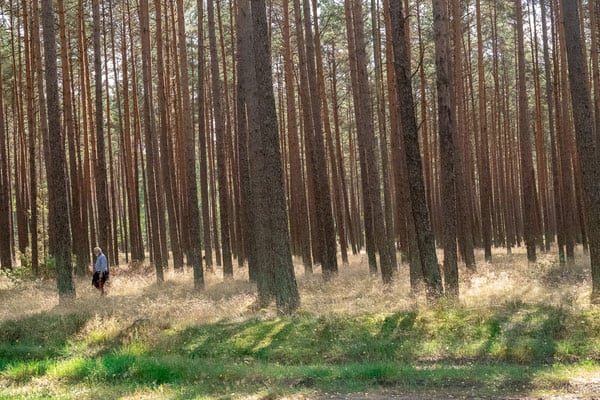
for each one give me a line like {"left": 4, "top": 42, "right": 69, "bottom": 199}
{"left": 1, "top": 300, "right": 599, "bottom": 399}
{"left": 1, "top": 250, "right": 599, "bottom": 399}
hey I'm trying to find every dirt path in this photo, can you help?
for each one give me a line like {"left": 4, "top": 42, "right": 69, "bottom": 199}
{"left": 315, "top": 381, "right": 600, "bottom": 400}
{"left": 316, "top": 393, "right": 599, "bottom": 400}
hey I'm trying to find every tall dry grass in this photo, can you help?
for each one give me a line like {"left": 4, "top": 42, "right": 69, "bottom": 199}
{"left": 0, "top": 246, "right": 594, "bottom": 330}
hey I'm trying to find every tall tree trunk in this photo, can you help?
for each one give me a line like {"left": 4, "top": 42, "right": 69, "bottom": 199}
{"left": 41, "top": 0, "right": 75, "bottom": 300}
{"left": 561, "top": 0, "right": 600, "bottom": 302}
{"left": 249, "top": 0, "right": 300, "bottom": 314}
{"left": 371, "top": 0, "right": 398, "bottom": 272}
{"left": 157, "top": 0, "right": 184, "bottom": 270}
{"left": 281, "top": 0, "right": 312, "bottom": 271}
{"left": 33, "top": 0, "right": 50, "bottom": 273}
{"left": 198, "top": 0, "right": 213, "bottom": 272}
{"left": 451, "top": 0, "right": 476, "bottom": 272}
{"left": 121, "top": 10, "right": 144, "bottom": 262}
{"left": 344, "top": 0, "right": 377, "bottom": 274}
{"left": 389, "top": 0, "right": 443, "bottom": 299}
{"left": 475, "top": 0, "right": 493, "bottom": 262}
{"left": 515, "top": 0, "right": 538, "bottom": 262}
{"left": 235, "top": 0, "right": 258, "bottom": 279}
{"left": 385, "top": 0, "right": 423, "bottom": 287}
{"left": 555, "top": 0, "right": 577, "bottom": 265}
{"left": 138, "top": 0, "right": 165, "bottom": 281}
{"left": 14, "top": 5, "right": 29, "bottom": 258}
{"left": 346, "top": 0, "right": 395, "bottom": 282}
{"left": 330, "top": 46, "right": 357, "bottom": 258}
{"left": 529, "top": 0, "right": 552, "bottom": 252}
{"left": 92, "top": 0, "right": 110, "bottom": 265}
{"left": 433, "top": 0, "right": 459, "bottom": 297}
{"left": 541, "top": 0, "right": 565, "bottom": 265}
{"left": 22, "top": 0, "right": 39, "bottom": 275}
{"left": 302, "top": 0, "right": 338, "bottom": 277}
{"left": 208, "top": 0, "right": 234, "bottom": 278}
{"left": 292, "top": 0, "right": 318, "bottom": 271}
{"left": 0, "top": 49, "right": 11, "bottom": 271}
{"left": 314, "top": 0, "right": 349, "bottom": 267}
{"left": 57, "top": 0, "right": 85, "bottom": 275}
{"left": 174, "top": 0, "right": 204, "bottom": 288}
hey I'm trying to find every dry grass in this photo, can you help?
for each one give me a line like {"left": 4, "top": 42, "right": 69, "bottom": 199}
{"left": 0, "top": 246, "right": 598, "bottom": 400}
{"left": 0, "top": 245, "right": 594, "bottom": 328}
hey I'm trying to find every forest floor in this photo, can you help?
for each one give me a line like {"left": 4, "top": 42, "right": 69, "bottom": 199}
{"left": 0, "top": 246, "right": 599, "bottom": 399}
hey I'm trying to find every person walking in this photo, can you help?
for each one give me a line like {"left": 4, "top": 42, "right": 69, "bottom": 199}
{"left": 92, "top": 247, "right": 109, "bottom": 296}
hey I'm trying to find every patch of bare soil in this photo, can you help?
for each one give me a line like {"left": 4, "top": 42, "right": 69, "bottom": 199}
{"left": 314, "top": 393, "right": 599, "bottom": 400}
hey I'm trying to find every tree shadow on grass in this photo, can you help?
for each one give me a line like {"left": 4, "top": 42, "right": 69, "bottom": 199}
{"left": 498, "top": 304, "right": 565, "bottom": 364}
{"left": 539, "top": 259, "right": 589, "bottom": 289}
{"left": 0, "top": 300, "right": 588, "bottom": 398}
{"left": 0, "top": 311, "right": 90, "bottom": 367}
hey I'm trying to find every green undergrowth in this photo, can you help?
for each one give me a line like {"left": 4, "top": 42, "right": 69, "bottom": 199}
{"left": 1, "top": 301, "right": 599, "bottom": 399}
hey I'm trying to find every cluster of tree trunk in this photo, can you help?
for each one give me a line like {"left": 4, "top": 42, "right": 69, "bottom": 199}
{"left": 0, "top": 0, "right": 599, "bottom": 306}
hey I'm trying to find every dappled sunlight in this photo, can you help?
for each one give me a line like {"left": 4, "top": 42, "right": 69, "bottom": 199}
{"left": 1, "top": 246, "right": 599, "bottom": 399}
{"left": 0, "top": 246, "right": 596, "bottom": 327}
{"left": 460, "top": 247, "right": 592, "bottom": 311}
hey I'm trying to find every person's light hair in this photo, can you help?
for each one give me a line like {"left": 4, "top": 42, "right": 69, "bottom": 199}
{"left": 93, "top": 247, "right": 102, "bottom": 254}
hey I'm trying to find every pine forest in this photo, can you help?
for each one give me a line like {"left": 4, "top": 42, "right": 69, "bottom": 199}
{"left": 1, "top": 0, "right": 600, "bottom": 397}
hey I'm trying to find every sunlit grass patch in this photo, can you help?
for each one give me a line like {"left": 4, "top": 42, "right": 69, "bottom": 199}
{"left": 1, "top": 357, "right": 598, "bottom": 398}
{"left": 1, "top": 247, "right": 600, "bottom": 399}
{"left": 2, "top": 360, "right": 49, "bottom": 383}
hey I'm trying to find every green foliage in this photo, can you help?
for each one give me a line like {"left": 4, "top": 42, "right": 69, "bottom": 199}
{"left": 0, "top": 304, "right": 599, "bottom": 398}
{"left": 156, "top": 303, "right": 595, "bottom": 366}
{"left": 40, "top": 256, "right": 57, "bottom": 279}
{"left": 1, "top": 266, "right": 33, "bottom": 284}
{"left": 0, "top": 313, "right": 89, "bottom": 363}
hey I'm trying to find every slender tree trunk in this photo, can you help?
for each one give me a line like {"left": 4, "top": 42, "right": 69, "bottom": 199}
{"left": 156, "top": 0, "right": 184, "bottom": 270}
{"left": 33, "top": 0, "right": 51, "bottom": 273}
{"left": 293, "top": 0, "right": 318, "bottom": 272}
{"left": 22, "top": 0, "right": 39, "bottom": 275}
{"left": 516, "top": 0, "right": 538, "bottom": 262}
{"left": 313, "top": 0, "right": 349, "bottom": 267}
{"left": 451, "top": 0, "right": 476, "bottom": 271}
{"left": 329, "top": 46, "right": 357, "bottom": 258}
{"left": 174, "top": 0, "right": 204, "bottom": 287}
{"left": 542, "top": 0, "right": 565, "bottom": 265}
{"left": 476, "top": 0, "right": 493, "bottom": 262}
{"left": 433, "top": 0, "right": 459, "bottom": 297}
{"left": 235, "top": 0, "right": 259, "bottom": 279}
{"left": 138, "top": 0, "right": 165, "bottom": 281}
{"left": 197, "top": 0, "right": 213, "bottom": 272}
{"left": 209, "top": 122, "right": 222, "bottom": 267}
{"left": 208, "top": 0, "right": 234, "bottom": 278}
{"left": 57, "top": 0, "right": 85, "bottom": 274}
{"left": 121, "top": 11, "right": 144, "bottom": 262}
{"left": 303, "top": 0, "right": 338, "bottom": 277}
{"left": 13, "top": 6, "right": 29, "bottom": 258}
{"left": 0, "top": 49, "right": 11, "bottom": 271}
{"left": 344, "top": 0, "right": 377, "bottom": 274}
{"left": 353, "top": 0, "right": 395, "bottom": 282}
{"left": 529, "top": 0, "right": 552, "bottom": 252}
{"left": 281, "top": 0, "right": 312, "bottom": 270}
{"left": 561, "top": 0, "right": 600, "bottom": 302}
{"left": 556, "top": 0, "right": 577, "bottom": 265}
{"left": 371, "top": 0, "right": 398, "bottom": 272}
{"left": 41, "top": 0, "right": 75, "bottom": 300}
{"left": 390, "top": 0, "right": 443, "bottom": 299}
{"left": 92, "top": 0, "right": 110, "bottom": 266}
